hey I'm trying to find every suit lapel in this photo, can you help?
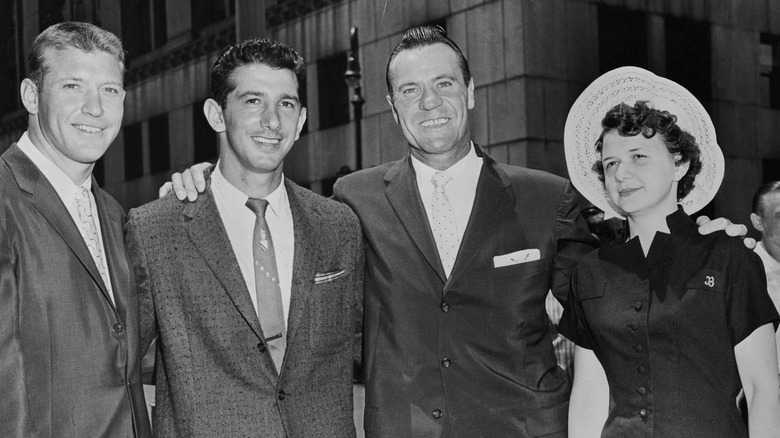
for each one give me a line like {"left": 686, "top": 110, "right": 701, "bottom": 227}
{"left": 446, "top": 148, "right": 514, "bottom": 290}
{"left": 182, "top": 188, "right": 264, "bottom": 341}
{"left": 384, "top": 156, "right": 447, "bottom": 283}
{"left": 284, "top": 181, "right": 318, "bottom": 361}
{"left": 94, "top": 183, "right": 128, "bottom": 318}
{"left": 3, "top": 144, "right": 116, "bottom": 309}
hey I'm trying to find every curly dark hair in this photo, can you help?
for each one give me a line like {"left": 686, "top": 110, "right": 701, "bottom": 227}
{"left": 592, "top": 100, "right": 702, "bottom": 201}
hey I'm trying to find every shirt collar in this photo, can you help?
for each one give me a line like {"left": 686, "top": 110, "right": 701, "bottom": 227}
{"left": 211, "top": 162, "right": 288, "bottom": 218}
{"left": 410, "top": 141, "right": 482, "bottom": 183}
{"left": 16, "top": 131, "right": 92, "bottom": 194}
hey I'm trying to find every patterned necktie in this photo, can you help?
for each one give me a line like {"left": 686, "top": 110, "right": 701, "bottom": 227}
{"left": 431, "top": 172, "right": 459, "bottom": 277}
{"left": 74, "top": 186, "right": 113, "bottom": 303}
{"left": 245, "top": 198, "right": 286, "bottom": 373}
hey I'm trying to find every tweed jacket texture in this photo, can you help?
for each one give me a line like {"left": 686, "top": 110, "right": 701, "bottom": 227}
{"left": 333, "top": 146, "right": 598, "bottom": 438}
{"left": 125, "top": 176, "right": 363, "bottom": 438}
{"left": 0, "top": 143, "right": 151, "bottom": 438}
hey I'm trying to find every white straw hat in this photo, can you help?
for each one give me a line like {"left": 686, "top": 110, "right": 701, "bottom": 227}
{"left": 564, "top": 66, "right": 724, "bottom": 219}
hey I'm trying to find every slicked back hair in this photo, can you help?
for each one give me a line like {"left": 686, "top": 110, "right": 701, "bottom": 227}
{"left": 28, "top": 21, "right": 125, "bottom": 89}
{"left": 211, "top": 38, "right": 305, "bottom": 108}
{"left": 752, "top": 181, "right": 780, "bottom": 216}
{"left": 385, "top": 25, "right": 471, "bottom": 99}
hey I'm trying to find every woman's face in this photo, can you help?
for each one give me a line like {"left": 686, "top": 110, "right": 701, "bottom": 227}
{"left": 601, "top": 130, "right": 688, "bottom": 218}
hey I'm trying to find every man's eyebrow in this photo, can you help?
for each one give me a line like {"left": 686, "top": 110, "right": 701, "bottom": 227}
{"left": 236, "top": 90, "right": 300, "bottom": 103}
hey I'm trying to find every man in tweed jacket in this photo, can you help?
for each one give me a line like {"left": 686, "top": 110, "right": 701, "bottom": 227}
{"left": 125, "top": 39, "right": 363, "bottom": 437}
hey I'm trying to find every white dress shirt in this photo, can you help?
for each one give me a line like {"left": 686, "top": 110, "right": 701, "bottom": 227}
{"left": 210, "top": 164, "right": 295, "bottom": 323}
{"left": 17, "top": 132, "right": 114, "bottom": 303}
{"left": 411, "top": 142, "right": 482, "bottom": 268}
{"left": 754, "top": 241, "right": 780, "bottom": 373}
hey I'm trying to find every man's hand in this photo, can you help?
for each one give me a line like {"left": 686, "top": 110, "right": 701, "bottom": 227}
{"left": 696, "top": 215, "right": 757, "bottom": 249}
{"left": 158, "top": 162, "right": 211, "bottom": 201}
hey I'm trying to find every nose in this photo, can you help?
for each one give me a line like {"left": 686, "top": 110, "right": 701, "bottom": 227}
{"left": 613, "top": 162, "right": 632, "bottom": 181}
{"left": 419, "top": 85, "right": 443, "bottom": 111}
{"left": 81, "top": 88, "right": 104, "bottom": 118}
{"left": 262, "top": 106, "right": 281, "bottom": 131}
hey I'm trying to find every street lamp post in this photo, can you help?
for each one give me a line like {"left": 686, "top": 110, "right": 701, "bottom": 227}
{"left": 344, "top": 26, "right": 365, "bottom": 170}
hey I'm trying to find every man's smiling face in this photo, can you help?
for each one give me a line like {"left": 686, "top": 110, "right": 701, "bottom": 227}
{"left": 386, "top": 43, "right": 474, "bottom": 169}
{"left": 30, "top": 47, "right": 125, "bottom": 177}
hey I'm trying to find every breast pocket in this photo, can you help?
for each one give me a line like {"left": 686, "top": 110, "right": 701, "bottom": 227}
{"left": 307, "top": 272, "right": 355, "bottom": 355}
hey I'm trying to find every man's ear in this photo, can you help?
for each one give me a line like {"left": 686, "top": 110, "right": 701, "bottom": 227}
{"left": 294, "top": 107, "right": 307, "bottom": 141}
{"left": 750, "top": 212, "right": 764, "bottom": 233}
{"left": 21, "top": 79, "right": 39, "bottom": 115}
{"left": 467, "top": 78, "right": 475, "bottom": 110}
{"left": 203, "top": 98, "right": 226, "bottom": 133}
{"left": 386, "top": 94, "right": 399, "bottom": 124}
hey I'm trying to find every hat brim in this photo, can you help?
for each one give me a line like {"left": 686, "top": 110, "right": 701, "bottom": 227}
{"left": 563, "top": 66, "right": 724, "bottom": 219}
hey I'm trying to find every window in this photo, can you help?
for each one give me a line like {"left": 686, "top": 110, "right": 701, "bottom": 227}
{"left": 764, "top": 158, "right": 780, "bottom": 183}
{"left": 0, "top": 0, "right": 22, "bottom": 114}
{"left": 317, "top": 52, "right": 349, "bottom": 130}
{"left": 38, "top": 0, "right": 65, "bottom": 30}
{"left": 148, "top": 113, "right": 170, "bottom": 174}
{"left": 191, "top": 0, "right": 234, "bottom": 33}
{"left": 598, "top": 5, "right": 648, "bottom": 73}
{"left": 760, "top": 33, "right": 780, "bottom": 109}
{"left": 124, "top": 123, "right": 144, "bottom": 180}
{"left": 665, "top": 17, "right": 711, "bottom": 101}
{"left": 121, "top": 0, "right": 167, "bottom": 59}
{"left": 193, "top": 100, "right": 218, "bottom": 163}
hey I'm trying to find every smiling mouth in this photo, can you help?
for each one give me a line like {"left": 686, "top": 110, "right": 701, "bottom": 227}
{"left": 419, "top": 117, "right": 448, "bottom": 127}
{"left": 74, "top": 124, "right": 103, "bottom": 133}
{"left": 252, "top": 136, "right": 280, "bottom": 145}
{"left": 619, "top": 188, "right": 640, "bottom": 197}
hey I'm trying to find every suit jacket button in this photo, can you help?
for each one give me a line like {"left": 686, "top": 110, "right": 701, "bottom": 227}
{"left": 440, "top": 302, "right": 450, "bottom": 313}
{"left": 257, "top": 342, "right": 266, "bottom": 352}
{"left": 432, "top": 409, "right": 443, "bottom": 419}
{"left": 638, "top": 409, "right": 648, "bottom": 418}
{"left": 278, "top": 390, "right": 286, "bottom": 400}
{"left": 441, "top": 358, "right": 451, "bottom": 368}
{"left": 112, "top": 323, "right": 124, "bottom": 334}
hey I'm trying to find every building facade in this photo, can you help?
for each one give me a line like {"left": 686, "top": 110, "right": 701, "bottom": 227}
{"left": 0, "top": 0, "right": 778, "bottom": 227}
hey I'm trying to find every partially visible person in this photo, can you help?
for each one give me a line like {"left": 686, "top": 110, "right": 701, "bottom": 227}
{"left": 750, "top": 180, "right": 780, "bottom": 376}
{"left": 126, "top": 38, "right": 363, "bottom": 437}
{"left": 581, "top": 205, "right": 624, "bottom": 245}
{"left": 0, "top": 22, "right": 151, "bottom": 437}
{"left": 561, "top": 67, "right": 780, "bottom": 438}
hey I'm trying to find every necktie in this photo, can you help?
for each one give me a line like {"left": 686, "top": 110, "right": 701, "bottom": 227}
{"left": 431, "top": 172, "right": 459, "bottom": 277}
{"left": 246, "top": 198, "right": 286, "bottom": 373}
{"left": 74, "top": 186, "right": 113, "bottom": 303}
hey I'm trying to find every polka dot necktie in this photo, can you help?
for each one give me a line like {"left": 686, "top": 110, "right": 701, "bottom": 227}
{"left": 431, "top": 172, "right": 459, "bottom": 277}
{"left": 246, "top": 198, "right": 286, "bottom": 374}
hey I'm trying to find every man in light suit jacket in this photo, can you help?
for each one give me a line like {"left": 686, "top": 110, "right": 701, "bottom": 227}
{"left": 0, "top": 22, "right": 151, "bottom": 437}
{"left": 125, "top": 38, "right": 363, "bottom": 437}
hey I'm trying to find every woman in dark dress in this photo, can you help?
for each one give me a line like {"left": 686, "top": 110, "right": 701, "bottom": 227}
{"left": 560, "top": 67, "right": 780, "bottom": 438}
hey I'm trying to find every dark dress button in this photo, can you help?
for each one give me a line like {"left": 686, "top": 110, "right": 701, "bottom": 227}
{"left": 634, "top": 344, "right": 643, "bottom": 352}
{"left": 441, "top": 358, "right": 451, "bottom": 368}
{"left": 638, "top": 387, "right": 647, "bottom": 395}
{"left": 278, "top": 390, "right": 286, "bottom": 400}
{"left": 633, "top": 301, "right": 642, "bottom": 311}
{"left": 257, "top": 342, "right": 266, "bottom": 352}
{"left": 637, "top": 365, "right": 646, "bottom": 374}
{"left": 432, "top": 409, "right": 443, "bottom": 419}
{"left": 440, "top": 302, "right": 450, "bottom": 312}
{"left": 112, "top": 323, "right": 124, "bottom": 334}
{"left": 639, "top": 409, "right": 648, "bottom": 418}
{"left": 627, "top": 322, "right": 639, "bottom": 330}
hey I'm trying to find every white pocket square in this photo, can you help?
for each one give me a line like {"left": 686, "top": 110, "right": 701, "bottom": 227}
{"left": 314, "top": 269, "right": 347, "bottom": 284}
{"left": 493, "top": 249, "right": 541, "bottom": 268}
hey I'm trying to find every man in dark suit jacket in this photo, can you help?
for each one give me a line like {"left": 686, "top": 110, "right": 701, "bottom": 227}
{"left": 331, "top": 25, "right": 598, "bottom": 438}
{"left": 126, "top": 38, "right": 363, "bottom": 437}
{"left": 0, "top": 23, "right": 151, "bottom": 437}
